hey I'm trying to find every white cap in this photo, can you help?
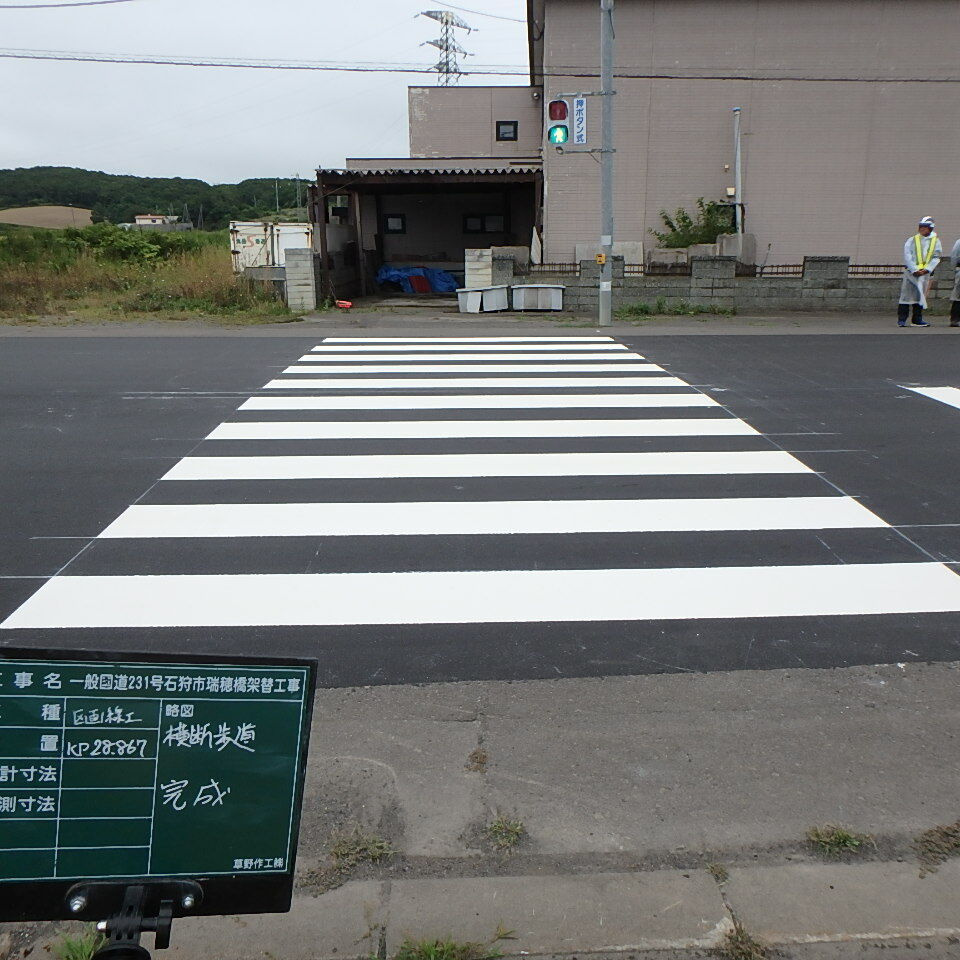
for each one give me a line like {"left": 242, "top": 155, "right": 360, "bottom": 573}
{"left": 919, "top": 216, "right": 936, "bottom": 229}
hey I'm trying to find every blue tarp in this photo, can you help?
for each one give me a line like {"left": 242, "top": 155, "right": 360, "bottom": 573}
{"left": 375, "top": 265, "right": 459, "bottom": 294}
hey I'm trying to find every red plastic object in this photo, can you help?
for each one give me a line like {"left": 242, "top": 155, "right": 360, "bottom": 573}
{"left": 408, "top": 275, "right": 432, "bottom": 294}
{"left": 335, "top": 300, "right": 353, "bottom": 309}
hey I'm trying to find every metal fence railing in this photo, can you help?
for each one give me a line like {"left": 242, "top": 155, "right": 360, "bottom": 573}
{"left": 758, "top": 264, "right": 803, "bottom": 277}
{"left": 530, "top": 262, "right": 579, "bottom": 276}
{"left": 848, "top": 264, "right": 903, "bottom": 277}
{"left": 624, "top": 263, "right": 645, "bottom": 276}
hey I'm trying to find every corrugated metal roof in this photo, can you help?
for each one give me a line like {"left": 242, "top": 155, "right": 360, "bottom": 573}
{"left": 318, "top": 161, "right": 541, "bottom": 176}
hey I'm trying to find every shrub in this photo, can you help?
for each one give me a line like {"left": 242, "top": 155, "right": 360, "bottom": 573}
{"left": 650, "top": 198, "right": 734, "bottom": 248}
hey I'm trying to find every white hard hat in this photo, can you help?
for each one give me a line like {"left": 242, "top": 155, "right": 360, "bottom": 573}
{"left": 919, "top": 216, "right": 936, "bottom": 228}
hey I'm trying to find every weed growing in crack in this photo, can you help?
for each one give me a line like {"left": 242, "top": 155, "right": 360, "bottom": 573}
{"left": 52, "top": 926, "right": 106, "bottom": 960}
{"left": 708, "top": 862, "right": 729, "bottom": 884}
{"left": 715, "top": 918, "right": 767, "bottom": 960}
{"left": 807, "top": 825, "right": 873, "bottom": 859}
{"left": 391, "top": 924, "right": 516, "bottom": 960}
{"left": 487, "top": 816, "right": 526, "bottom": 851}
{"left": 465, "top": 747, "right": 489, "bottom": 773}
{"left": 305, "top": 825, "right": 395, "bottom": 894}
{"left": 331, "top": 825, "right": 394, "bottom": 870}
{"left": 915, "top": 819, "right": 960, "bottom": 876}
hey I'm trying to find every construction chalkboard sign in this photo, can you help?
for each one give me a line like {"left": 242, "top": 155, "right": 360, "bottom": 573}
{"left": 0, "top": 648, "right": 315, "bottom": 927}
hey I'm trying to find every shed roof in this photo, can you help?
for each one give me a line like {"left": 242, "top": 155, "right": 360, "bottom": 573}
{"left": 320, "top": 159, "right": 541, "bottom": 177}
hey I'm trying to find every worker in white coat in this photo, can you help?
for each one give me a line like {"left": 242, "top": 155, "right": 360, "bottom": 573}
{"left": 950, "top": 236, "right": 960, "bottom": 327}
{"left": 898, "top": 216, "right": 941, "bottom": 327}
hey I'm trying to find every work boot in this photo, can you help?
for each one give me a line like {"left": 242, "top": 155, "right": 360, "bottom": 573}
{"left": 951, "top": 303, "right": 960, "bottom": 327}
{"left": 911, "top": 307, "right": 929, "bottom": 327}
{"left": 897, "top": 304, "right": 909, "bottom": 327}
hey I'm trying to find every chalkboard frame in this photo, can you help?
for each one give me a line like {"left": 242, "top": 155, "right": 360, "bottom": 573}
{"left": 0, "top": 646, "right": 317, "bottom": 922}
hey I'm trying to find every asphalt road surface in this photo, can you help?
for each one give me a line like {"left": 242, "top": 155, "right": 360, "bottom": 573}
{"left": 3, "top": 332, "right": 960, "bottom": 686}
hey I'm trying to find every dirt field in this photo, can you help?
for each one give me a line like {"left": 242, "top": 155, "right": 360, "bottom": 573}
{"left": 0, "top": 204, "right": 93, "bottom": 228}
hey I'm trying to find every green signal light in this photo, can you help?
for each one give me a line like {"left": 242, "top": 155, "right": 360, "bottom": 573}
{"left": 548, "top": 124, "right": 569, "bottom": 144}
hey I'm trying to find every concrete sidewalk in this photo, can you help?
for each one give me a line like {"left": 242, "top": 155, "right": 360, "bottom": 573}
{"left": 162, "top": 860, "right": 960, "bottom": 959}
{"left": 9, "top": 663, "right": 960, "bottom": 959}
{"left": 4, "top": 307, "right": 960, "bottom": 336}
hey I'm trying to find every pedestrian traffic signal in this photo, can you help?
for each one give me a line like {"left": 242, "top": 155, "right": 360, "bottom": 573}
{"left": 546, "top": 99, "right": 570, "bottom": 144}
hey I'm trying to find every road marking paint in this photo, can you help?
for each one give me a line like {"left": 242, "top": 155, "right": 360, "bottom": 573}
{"left": 162, "top": 450, "right": 808, "bottom": 481}
{"left": 6, "top": 563, "right": 960, "bottom": 628}
{"left": 904, "top": 386, "right": 960, "bottom": 410}
{"left": 261, "top": 377, "right": 688, "bottom": 390}
{"left": 299, "top": 352, "right": 641, "bottom": 362}
{"left": 319, "top": 337, "right": 617, "bottom": 343}
{"left": 239, "top": 394, "right": 718, "bottom": 410}
{"left": 207, "top": 418, "right": 755, "bottom": 440}
{"left": 309, "top": 344, "right": 631, "bottom": 353}
{"left": 281, "top": 363, "right": 664, "bottom": 375}
{"left": 99, "top": 496, "right": 886, "bottom": 539}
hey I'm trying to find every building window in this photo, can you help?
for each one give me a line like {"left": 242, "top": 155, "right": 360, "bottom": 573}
{"left": 383, "top": 214, "right": 406, "bottom": 234}
{"left": 496, "top": 120, "right": 518, "bottom": 141}
{"left": 463, "top": 214, "right": 506, "bottom": 234}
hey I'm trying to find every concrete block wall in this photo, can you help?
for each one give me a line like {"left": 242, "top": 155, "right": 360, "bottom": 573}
{"left": 284, "top": 248, "right": 318, "bottom": 313}
{"left": 533, "top": 256, "right": 960, "bottom": 314}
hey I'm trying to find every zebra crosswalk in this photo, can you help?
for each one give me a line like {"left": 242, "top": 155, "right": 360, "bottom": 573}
{"left": 4, "top": 335, "right": 960, "bottom": 637}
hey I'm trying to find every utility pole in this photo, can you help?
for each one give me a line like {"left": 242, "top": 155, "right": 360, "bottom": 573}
{"left": 732, "top": 107, "right": 743, "bottom": 259}
{"left": 295, "top": 173, "right": 302, "bottom": 213}
{"left": 275, "top": 179, "right": 280, "bottom": 213}
{"left": 598, "top": 0, "right": 615, "bottom": 327}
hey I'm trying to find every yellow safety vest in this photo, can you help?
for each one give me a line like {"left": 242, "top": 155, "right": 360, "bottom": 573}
{"left": 914, "top": 232, "right": 939, "bottom": 270}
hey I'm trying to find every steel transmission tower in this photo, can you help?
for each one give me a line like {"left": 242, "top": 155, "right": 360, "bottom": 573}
{"left": 421, "top": 10, "right": 472, "bottom": 85}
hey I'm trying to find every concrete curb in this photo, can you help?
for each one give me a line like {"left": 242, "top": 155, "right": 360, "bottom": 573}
{"left": 151, "top": 860, "right": 960, "bottom": 960}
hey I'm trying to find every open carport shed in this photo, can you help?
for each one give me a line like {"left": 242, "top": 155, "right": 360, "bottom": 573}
{"left": 310, "top": 160, "right": 541, "bottom": 298}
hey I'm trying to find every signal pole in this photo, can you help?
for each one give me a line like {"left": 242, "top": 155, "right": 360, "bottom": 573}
{"left": 598, "top": 0, "right": 615, "bottom": 327}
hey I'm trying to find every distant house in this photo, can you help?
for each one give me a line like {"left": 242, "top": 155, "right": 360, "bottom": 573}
{"left": 132, "top": 214, "right": 193, "bottom": 232}
{"left": 134, "top": 214, "right": 179, "bottom": 226}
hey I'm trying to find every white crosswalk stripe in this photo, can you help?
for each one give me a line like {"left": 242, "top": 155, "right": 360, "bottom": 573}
{"left": 262, "top": 376, "right": 688, "bottom": 390}
{"left": 207, "top": 418, "right": 757, "bottom": 440}
{"left": 4, "top": 335, "right": 960, "bottom": 632}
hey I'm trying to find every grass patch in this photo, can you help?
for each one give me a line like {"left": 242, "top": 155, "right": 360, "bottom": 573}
{"left": 51, "top": 925, "right": 106, "bottom": 960}
{"left": 0, "top": 229, "right": 288, "bottom": 323}
{"left": 708, "top": 862, "right": 729, "bottom": 884}
{"left": 615, "top": 298, "right": 736, "bottom": 321}
{"left": 807, "top": 824, "right": 873, "bottom": 859}
{"left": 392, "top": 924, "right": 515, "bottom": 960}
{"left": 487, "top": 816, "right": 526, "bottom": 851}
{"left": 715, "top": 918, "right": 767, "bottom": 960}
{"left": 915, "top": 819, "right": 960, "bottom": 876}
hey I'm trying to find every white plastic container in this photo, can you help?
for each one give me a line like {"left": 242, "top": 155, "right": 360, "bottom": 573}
{"left": 457, "top": 288, "right": 483, "bottom": 313}
{"left": 511, "top": 284, "right": 564, "bottom": 311}
{"left": 456, "top": 285, "right": 510, "bottom": 313}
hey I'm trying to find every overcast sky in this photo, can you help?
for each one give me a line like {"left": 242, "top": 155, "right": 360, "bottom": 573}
{"left": 0, "top": 0, "right": 528, "bottom": 183}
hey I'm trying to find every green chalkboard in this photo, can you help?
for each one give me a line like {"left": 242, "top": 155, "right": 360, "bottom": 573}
{"left": 0, "top": 655, "right": 312, "bottom": 894}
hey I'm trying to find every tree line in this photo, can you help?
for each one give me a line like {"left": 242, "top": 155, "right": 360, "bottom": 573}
{"left": 0, "top": 166, "right": 309, "bottom": 230}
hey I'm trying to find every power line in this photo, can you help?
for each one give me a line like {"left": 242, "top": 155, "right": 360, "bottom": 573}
{"left": 430, "top": 1, "right": 525, "bottom": 23}
{"left": 0, "top": 0, "right": 138, "bottom": 8}
{"left": 2, "top": 48, "right": 960, "bottom": 83}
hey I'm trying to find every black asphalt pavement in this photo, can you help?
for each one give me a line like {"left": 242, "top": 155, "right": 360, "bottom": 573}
{"left": 2, "top": 332, "right": 960, "bottom": 686}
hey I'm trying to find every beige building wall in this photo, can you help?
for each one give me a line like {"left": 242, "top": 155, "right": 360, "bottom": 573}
{"left": 409, "top": 86, "right": 543, "bottom": 159}
{"left": 542, "top": 0, "right": 960, "bottom": 264}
